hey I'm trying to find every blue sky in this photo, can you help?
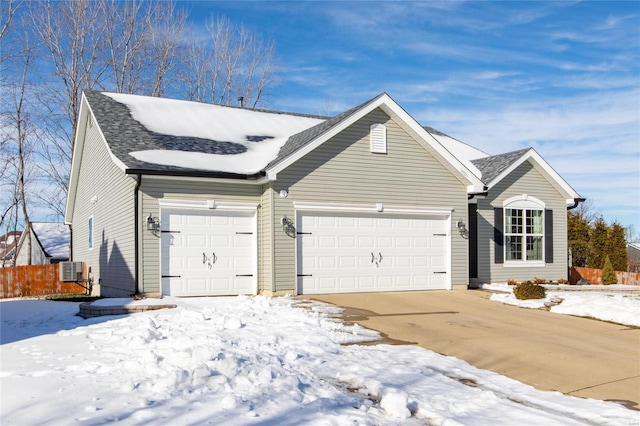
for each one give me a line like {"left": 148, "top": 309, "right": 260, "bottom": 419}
{"left": 185, "top": 1, "right": 640, "bottom": 237}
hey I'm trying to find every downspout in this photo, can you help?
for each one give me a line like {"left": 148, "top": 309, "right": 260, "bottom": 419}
{"left": 567, "top": 197, "right": 586, "bottom": 210}
{"left": 134, "top": 174, "right": 142, "bottom": 295}
{"left": 69, "top": 225, "right": 73, "bottom": 261}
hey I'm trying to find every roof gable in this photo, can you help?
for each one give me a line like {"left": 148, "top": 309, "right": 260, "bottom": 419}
{"left": 473, "top": 148, "right": 581, "bottom": 203}
{"left": 471, "top": 148, "right": 530, "bottom": 183}
{"left": 265, "top": 93, "right": 485, "bottom": 193}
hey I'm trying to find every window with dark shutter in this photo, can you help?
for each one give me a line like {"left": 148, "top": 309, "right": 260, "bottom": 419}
{"left": 545, "top": 209, "right": 553, "bottom": 263}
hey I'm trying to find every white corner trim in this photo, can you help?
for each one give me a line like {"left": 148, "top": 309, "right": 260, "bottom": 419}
{"left": 158, "top": 198, "right": 259, "bottom": 211}
{"left": 487, "top": 149, "right": 580, "bottom": 199}
{"left": 294, "top": 202, "right": 452, "bottom": 216}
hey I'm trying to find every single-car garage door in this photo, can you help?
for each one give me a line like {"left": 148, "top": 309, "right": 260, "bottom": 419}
{"left": 161, "top": 208, "right": 256, "bottom": 296}
{"left": 297, "top": 211, "right": 450, "bottom": 294}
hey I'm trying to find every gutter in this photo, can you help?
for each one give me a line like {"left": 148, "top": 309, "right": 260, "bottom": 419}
{"left": 567, "top": 197, "right": 586, "bottom": 210}
{"left": 125, "top": 168, "right": 265, "bottom": 180}
{"left": 134, "top": 174, "right": 142, "bottom": 295}
{"left": 468, "top": 190, "right": 489, "bottom": 200}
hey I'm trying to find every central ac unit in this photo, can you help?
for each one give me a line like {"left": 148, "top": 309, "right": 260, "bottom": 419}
{"left": 59, "top": 261, "right": 83, "bottom": 282}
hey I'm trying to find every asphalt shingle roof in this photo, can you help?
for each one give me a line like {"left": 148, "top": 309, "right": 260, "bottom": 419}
{"left": 84, "top": 91, "right": 329, "bottom": 178}
{"left": 471, "top": 148, "right": 531, "bottom": 184}
{"left": 268, "top": 94, "right": 386, "bottom": 168}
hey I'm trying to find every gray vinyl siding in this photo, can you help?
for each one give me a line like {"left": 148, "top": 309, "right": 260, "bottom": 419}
{"left": 139, "top": 178, "right": 261, "bottom": 294}
{"left": 71, "top": 115, "right": 137, "bottom": 296}
{"left": 272, "top": 108, "right": 469, "bottom": 293}
{"left": 476, "top": 161, "right": 568, "bottom": 284}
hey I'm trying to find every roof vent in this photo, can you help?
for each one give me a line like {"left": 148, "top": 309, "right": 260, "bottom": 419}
{"left": 370, "top": 123, "right": 387, "bottom": 154}
{"left": 238, "top": 96, "right": 244, "bottom": 108}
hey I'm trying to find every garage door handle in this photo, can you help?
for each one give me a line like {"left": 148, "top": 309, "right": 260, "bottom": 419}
{"left": 203, "top": 253, "right": 206, "bottom": 264}
{"left": 434, "top": 271, "right": 447, "bottom": 274}
{"left": 371, "top": 252, "right": 375, "bottom": 263}
{"left": 212, "top": 252, "right": 217, "bottom": 264}
{"left": 379, "top": 252, "right": 383, "bottom": 263}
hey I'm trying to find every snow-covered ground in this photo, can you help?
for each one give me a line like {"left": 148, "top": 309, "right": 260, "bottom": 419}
{"left": 1, "top": 295, "right": 636, "bottom": 425}
{"left": 484, "top": 284, "right": 640, "bottom": 327}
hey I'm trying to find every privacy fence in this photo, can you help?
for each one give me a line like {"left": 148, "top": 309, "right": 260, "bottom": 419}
{"left": 0, "top": 264, "right": 85, "bottom": 299}
{"left": 569, "top": 266, "right": 640, "bottom": 285}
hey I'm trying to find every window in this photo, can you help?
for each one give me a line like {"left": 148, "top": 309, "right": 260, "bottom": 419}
{"left": 502, "top": 195, "right": 545, "bottom": 264}
{"left": 370, "top": 123, "right": 387, "bottom": 153}
{"left": 88, "top": 217, "right": 93, "bottom": 250}
{"left": 505, "top": 208, "right": 543, "bottom": 262}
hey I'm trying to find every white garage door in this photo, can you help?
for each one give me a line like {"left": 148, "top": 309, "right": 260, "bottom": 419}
{"left": 161, "top": 208, "right": 256, "bottom": 296}
{"left": 297, "top": 212, "right": 450, "bottom": 294}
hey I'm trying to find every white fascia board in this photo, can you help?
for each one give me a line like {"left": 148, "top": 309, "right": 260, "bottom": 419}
{"left": 486, "top": 149, "right": 581, "bottom": 201}
{"left": 64, "top": 94, "right": 89, "bottom": 224}
{"left": 65, "top": 94, "right": 129, "bottom": 223}
{"left": 376, "top": 101, "right": 485, "bottom": 193}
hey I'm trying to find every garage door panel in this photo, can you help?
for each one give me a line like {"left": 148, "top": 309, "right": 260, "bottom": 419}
{"left": 298, "top": 212, "right": 449, "bottom": 294}
{"left": 161, "top": 208, "right": 256, "bottom": 296}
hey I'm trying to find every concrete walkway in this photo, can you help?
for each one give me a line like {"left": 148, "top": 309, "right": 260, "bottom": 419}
{"left": 308, "top": 290, "right": 640, "bottom": 410}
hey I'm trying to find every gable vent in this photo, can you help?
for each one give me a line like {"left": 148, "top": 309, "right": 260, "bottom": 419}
{"left": 370, "top": 123, "right": 387, "bottom": 154}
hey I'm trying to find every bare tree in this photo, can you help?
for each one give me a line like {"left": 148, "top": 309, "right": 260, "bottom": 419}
{"left": 1, "top": 31, "right": 40, "bottom": 264}
{"left": 10, "top": 1, "right": 277, "bottom": 226}
{"left": 182, "top": 16, "right": 275, "bottom": 108}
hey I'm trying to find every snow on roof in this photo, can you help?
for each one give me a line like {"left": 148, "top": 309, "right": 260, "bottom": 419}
{"left": 425, "top": 128, "right": 488, "bottom": 180}
{"left": 31, "top": 222, "right": 70, "bottom": 259}
{"left": 104, "top": 93, "right": 325, "bottom": 175}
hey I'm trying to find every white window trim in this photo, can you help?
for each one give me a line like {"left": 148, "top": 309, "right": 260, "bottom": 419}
{"left": 503, "top": 195, "right": 545, "bottom": 266}
{"left": 88, "top": 216, "right": 94, "bottom": 250}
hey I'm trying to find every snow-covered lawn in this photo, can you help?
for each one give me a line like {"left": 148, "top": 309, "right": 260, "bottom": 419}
{"left": 1, "top": 295, "right": 636, "bottom": 425}
{"left": 484, "top": 284, "right": 640, "bottom": 327}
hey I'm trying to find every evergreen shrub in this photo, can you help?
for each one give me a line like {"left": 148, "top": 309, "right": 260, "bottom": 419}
{"left": 513, "top": 281, "right": 546, "bottom": 300}
{"left": 601, "top": 256, "right": 617, "bottom": 285}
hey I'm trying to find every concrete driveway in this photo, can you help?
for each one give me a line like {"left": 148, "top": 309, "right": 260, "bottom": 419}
{"left": 308, "top": 290, "right": 640, "bottom": 410}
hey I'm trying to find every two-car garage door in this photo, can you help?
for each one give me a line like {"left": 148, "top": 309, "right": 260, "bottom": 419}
{"left": 297, "top": 212, "right": 450, "bottom": 294}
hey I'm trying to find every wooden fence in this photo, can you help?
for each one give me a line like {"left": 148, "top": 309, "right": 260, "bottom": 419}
{"left": 569, "top": 266, "right": 640, "bottom": 285}
{"left": 0, "top": 264, "right": 86, "bottom": 299}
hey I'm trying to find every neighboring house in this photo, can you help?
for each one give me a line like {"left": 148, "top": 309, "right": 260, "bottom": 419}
{"left": 65, "top": 91, "right": 582, "bottom": 297}
{"left": 0, "top": 231, "right": 22, "bottom": 267}
{"left": 14, "top": 222, "right": 70, "bottom": 265}
{"left": 628, "top": 243, "right": 640, "bottom": 273}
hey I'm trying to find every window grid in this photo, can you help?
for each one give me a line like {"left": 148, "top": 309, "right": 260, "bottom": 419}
{"left": 504, "top": 208, "right": 543, "bottom": 262}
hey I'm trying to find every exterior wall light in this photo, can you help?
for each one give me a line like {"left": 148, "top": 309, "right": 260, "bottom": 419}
{"left": 457, "top": 219, "right": 467, "bottom": 234}
{"left": 146, "top": 213, "right": 159, "bottom": 231}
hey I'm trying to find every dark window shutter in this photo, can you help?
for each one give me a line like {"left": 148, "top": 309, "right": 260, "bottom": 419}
{"left": 494, "top": 208, "right": 504, "bottom": 264}
{"left": 545, "top": 209, "right": 553, "bottom": 263}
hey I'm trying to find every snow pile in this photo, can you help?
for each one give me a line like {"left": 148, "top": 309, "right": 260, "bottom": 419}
{"left": 105, "top": 92, "right": 324, "bottom": 174}
{"left": 486, "top": 284, "right": 640, "bottom": 327}
{"left": 31, "top": 222, "right": 70, "bottom": 259}
{"left": 1, "top": 295, "right": 635, "bottom": 425}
